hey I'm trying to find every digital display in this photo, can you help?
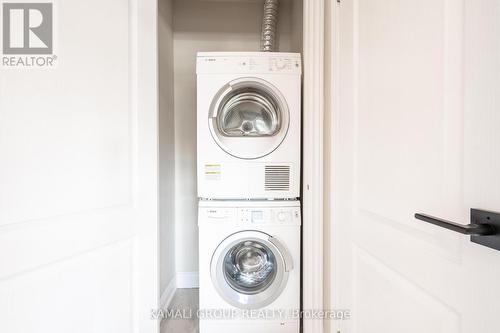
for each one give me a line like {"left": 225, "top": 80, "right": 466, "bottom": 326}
{"left": 251, "top": 210, "right": 264, "bottom": 222}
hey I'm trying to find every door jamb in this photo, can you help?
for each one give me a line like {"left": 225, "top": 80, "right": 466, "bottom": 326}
{"left": 302, "top": 1, "right": 325, "bottom": 332}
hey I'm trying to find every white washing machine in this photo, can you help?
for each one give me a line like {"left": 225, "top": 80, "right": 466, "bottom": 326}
{"left": 198, "top": 200, "right": 301, "bottom": 333}
{"left": 197, "top": 52, "right": 301, "bottom": 200}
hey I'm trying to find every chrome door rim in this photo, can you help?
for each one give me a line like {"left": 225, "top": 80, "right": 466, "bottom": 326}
{"left": 210, "top": 231, "right": 291, "bottom": 309}
{"left": 208, "top": 77, "right": 290, "bottom": 160}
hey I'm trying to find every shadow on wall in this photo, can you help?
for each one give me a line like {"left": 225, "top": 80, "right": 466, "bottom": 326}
{"left": 159, "top": 0, "right": 176, "bottom": 294}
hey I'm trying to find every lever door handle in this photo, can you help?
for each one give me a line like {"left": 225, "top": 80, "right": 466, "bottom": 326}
{"left": 415, "top": 209, "right": 500, "bottom": 251}
{"left": 414, "top": 213, "right": 496, "bottom": 236}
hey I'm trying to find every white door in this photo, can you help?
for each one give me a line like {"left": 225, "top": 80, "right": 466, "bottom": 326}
{"left": 0, "top": 1, "right": 158, "bottom": 332}
{"left": 329, "top": 0, "right": 500, "bottom": 332}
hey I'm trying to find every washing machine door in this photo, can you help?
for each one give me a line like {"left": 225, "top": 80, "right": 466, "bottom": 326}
{"left": 211, "top": 230, "right": 293, "bottom": 309}
{"left": 208, "top": 77, "right": 290, "bottom": 159}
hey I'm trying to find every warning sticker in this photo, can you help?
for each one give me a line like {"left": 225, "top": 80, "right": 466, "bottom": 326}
{"left": 205, "top": 164, "right": 221, "bottom": 180}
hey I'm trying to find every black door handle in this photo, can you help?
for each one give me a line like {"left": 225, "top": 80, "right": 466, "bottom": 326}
{"left": 414, "top": 213, "right": 496, "bottom": 236}
{"left": 415, "top": 209, "right": 500, "bottom": 251}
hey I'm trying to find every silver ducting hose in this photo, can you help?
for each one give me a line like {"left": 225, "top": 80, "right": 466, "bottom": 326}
{"left": 260, "top": 0, "right": 279, "bottom": 52}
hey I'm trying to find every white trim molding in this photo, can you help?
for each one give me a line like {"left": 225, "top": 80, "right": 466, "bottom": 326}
{"left": 159, "top": 271, "right": 199, "bottom": 310}
{"left": 176, "top": 271, "right": 199, "bottom": 289}
{"left": 133, "top": 0, "right": 159, "bottom": 332}
{"left": 160, "top": 276, "right": 177, "bottom": 309}
{"left": 302, "top": 0, "right": 325, "bottom": 333}
{"left": 326, "top": 1, "right": 341, "bottom": 333}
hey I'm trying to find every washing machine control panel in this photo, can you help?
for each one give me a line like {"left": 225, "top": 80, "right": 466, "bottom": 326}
{"left": 199, "top": 204, "right": 301, "bottom": 226}
{"left": 238, "top": 207, "right": 301, "bottom": 225}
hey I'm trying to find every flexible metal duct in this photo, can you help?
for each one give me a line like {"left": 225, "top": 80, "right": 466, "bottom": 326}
{"left": 260, "top": 0, "right": 279, "bottom": 52}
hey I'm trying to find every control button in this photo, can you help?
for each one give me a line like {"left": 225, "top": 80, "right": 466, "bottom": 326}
{"left": 239, "top": 209, "right": 250, "bottom": 223}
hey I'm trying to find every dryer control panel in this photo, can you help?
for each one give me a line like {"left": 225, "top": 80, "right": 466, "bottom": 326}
{"left": 197, "top": 52, "right": 302, "bottom": 75}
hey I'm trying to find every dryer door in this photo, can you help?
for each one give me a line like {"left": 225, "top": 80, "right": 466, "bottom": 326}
{"left": 208, "top": 78, "right": 290, "bottom": 160}
{"left": 211, "top": 231, "right": 293, "bottom": 309}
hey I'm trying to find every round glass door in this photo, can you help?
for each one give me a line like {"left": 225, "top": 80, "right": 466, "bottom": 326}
{"left": 211, "top": 231, "right": 292, "bottom": 309}
{"left": 217, "top": 89, "right": 281, "bottom": 137}
{"left": 209, "top": 78, "right": 289, "bottom": 159}
{"left": 223, "top": 240, "right": 277, "bottom": 294}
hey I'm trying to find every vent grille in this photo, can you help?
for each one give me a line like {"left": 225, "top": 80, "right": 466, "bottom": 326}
{"left": 265, "top": 165, "right": 290, "bottom": 191}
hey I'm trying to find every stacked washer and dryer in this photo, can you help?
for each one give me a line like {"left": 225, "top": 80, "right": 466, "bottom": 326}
{"left": 197, "top": 52, "right": 302, "bottom": 333}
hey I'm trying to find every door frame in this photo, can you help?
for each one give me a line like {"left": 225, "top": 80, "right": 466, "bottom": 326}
{"left": 302, "top": 0, "right": 325, "bottom": 332}
{"left": 149, "top": 0, "right": 328, "bottom": 331}
{"left": 134, "top": 0, "right": 160, "bottom": 332}
{"left": 325, "top": 1, "right": 341, "bottom": 333}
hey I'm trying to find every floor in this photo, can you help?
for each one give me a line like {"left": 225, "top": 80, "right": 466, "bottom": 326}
{"left": 161, "top": 288, "right": 199, "bottom": 333}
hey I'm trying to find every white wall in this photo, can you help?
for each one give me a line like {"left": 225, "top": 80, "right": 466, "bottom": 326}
{"left": 159, "top": 0, "right": 176, "bottom": 294}
{"left": 172, "top": 0, "right": 301, "bottom": 276}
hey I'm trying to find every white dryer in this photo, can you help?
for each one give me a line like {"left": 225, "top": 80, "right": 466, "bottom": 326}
{"left": 198, "top": 200, "right": 301, "bottom": 333}
{"left": 197, "top": 52, "right": 301, "bottom": 199}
